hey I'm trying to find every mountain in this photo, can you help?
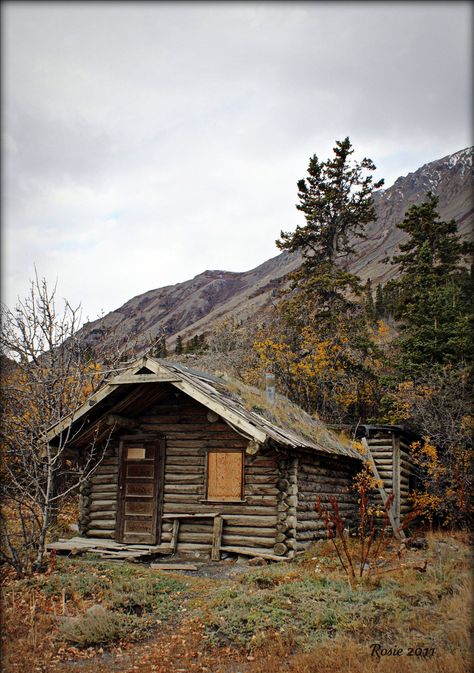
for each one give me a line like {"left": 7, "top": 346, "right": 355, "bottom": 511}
{"left": 348, "top": 146, "right": 473, "bottom": 284}
{"left": 80, "top": 147, "right": 473, "bottom": 352}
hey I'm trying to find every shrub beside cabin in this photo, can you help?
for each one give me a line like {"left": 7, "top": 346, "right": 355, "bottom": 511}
{"left": 46, "top": 357, "right": 416, "bottom": 560}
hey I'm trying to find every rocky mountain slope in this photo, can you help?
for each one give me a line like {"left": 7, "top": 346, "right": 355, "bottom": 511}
{"left": 80, "top": 147, "right": 473, "bottom": 352}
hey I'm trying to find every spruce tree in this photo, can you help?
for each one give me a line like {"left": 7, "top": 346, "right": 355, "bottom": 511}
{"left": 364, "top": 278, "right": 376, "bottom": 321}
{"left": 174, "top": 335, "right": 183, "bottom": 355}
{"left": 277, "top": 136, "right": 384, "bottom": 310}
{"left": 391, "top": 192, "right": 472, "bottom": 373}
{"left": 374, "top": 283, "right": 385, "bottom": 319}
{"left": 268, "top": 138, "right": 386, "bottom": 423}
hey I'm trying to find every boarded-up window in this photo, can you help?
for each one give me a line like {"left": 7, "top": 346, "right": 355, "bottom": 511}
{"left": 127, "top": 447, "right": 146, "bottom": 460}
{"left": 207, "top": 451, "right": 243, "bottom": 501}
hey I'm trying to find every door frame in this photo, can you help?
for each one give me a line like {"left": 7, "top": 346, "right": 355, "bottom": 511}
{"left": 115, "top": 434, "right": 166, "bottom": 544}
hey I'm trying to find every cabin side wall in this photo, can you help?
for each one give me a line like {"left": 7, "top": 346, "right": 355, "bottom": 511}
{"left": 365, "top": 430, "right": 416, "bottom": 523}
{"left": 295, "top": 452, "right": 360, "bottom": 552}
{"left": 398, "top": 434, "right": 416, "bottom": 518}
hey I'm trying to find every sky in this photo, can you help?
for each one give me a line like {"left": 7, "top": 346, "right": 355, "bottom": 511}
{"left": 2, "top": 1, "right": 472, "bottom": 322}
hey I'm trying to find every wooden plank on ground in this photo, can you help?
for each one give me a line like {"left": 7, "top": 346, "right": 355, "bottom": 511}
{"left": 220, "top": 545, "right": 290, "bottom": 562}
{"left": 150, "top": 563, "right": 198, "bottom": 571}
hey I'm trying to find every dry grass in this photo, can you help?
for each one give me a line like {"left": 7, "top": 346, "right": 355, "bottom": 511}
{"left": 0, "top": 531, "right": 471, "bottom": 673}
{"left": 217, "top": 374, "right": 354, "bottom": 455}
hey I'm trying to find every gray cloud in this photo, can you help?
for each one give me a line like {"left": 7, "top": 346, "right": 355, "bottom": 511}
{"left": 2, "top": 1, "right": 472, "bottom": 318}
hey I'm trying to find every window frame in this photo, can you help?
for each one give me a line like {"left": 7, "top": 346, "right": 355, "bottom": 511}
{"left": 201, "top": 448, "right": 246, "bottom": 504}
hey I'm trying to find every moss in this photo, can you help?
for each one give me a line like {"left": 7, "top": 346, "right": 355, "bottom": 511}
{"left": 216, "top": 375, "right": 354, "bottom": 455}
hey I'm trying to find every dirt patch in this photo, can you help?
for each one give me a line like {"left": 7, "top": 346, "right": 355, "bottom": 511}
{"left": 148, "top": 556, "right": 259, "bottom": 580}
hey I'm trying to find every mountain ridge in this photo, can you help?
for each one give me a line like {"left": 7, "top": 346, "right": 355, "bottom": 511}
{"left": 80, "top": 146, "right": 473, "bottom": 353}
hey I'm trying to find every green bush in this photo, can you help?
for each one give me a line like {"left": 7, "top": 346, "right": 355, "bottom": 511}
{"left": 203, "top": 572, "right": 409, "bottom": 649}
{"left": 108, "top": 575, "right": 186, "bottom": 618}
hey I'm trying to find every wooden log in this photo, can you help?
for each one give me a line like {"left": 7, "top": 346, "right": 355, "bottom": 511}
{"left": 220, "top": 546, "right": 290, "bottom": 561}
{"left": 150, "top": 563, "right": 198, "bottom": 571}
{"left": 89, "top": 500, "right": 117, "bottom": 511}
{"left": 89, "top": 490, "right": 117, "bottom": 500}
{"left": 90, "top": 475, "right": 119, "bottom": 485}
{"left": 86, "top": 519, "right": 116, "bottom": 529}
{"left": 163, "top": 503, "right": 275, "bottom": 516}
{"left": 246, "top": 467, "right": 278, "bottom": 476}
{"left": 166, "top": 472, "right": 203, "bottom": 482}
{"left": 211, "top": 515, "right": 223, "bottom": 561}
{"left": 165, "top": 457, "right": 204, "bottom": 467}
{"left": 244, "top": 485, "right": 279, "bottom": 497}
{"left": 89, "top": 483, "right": 119, "bottom": 493}
{"left": 175, "top": 524, "right": 213, "bottom": 535}
{"left": 163, "top": 494, "right": 202, "bottom": 503}
{"left": 225, "top": 527, "right": 275, "bottom": 538}
{"left": 297, "top": 491, "right": 355, "bottom": 502}
{"left": 273, "top": 542, "right": 287, "bottom": 556}
{"left": 174, "top": 543, "right": 212, "bottom": 553}
{"left": 222, "top": 515, "right": 278, "bottom": 526}
{"left": 88, "top": 510, "right": 116, "bottom": 520}
{"left": 164, "top": 494, "right": 278, "bottom": 506}
{"left": 170, "top": 519, "right": 180, "bottom": 552}
{"left": 86, "top": 530, "right": 116, "bottom": 538}
{"left": 164, "top": 484, "right": 204, "bottom": 494}
{"left": 299, "top": 464, "right": 354, "bottom": 477}
{"left": 297, "top": 501, "right": 355, "bottom": 511}
{"left": 164, "top": 447, "right": 204, "bottom": 457}
{"left": 296, "top": 520, "right": 327, "bottom": 532}
{"left": 297, "top": 531, "right": 328, "bottom": 541}
{"left": 95, "top": 464, "right": 119, "bottom": 473}
{"left": 296, "top": 483, "right": 352, "bottom": 495}
{"left": 222, "top": 535, "right": 274, "bottom": 548}
{"left": 244, "top": 475, "right": 278, "bottom": 485}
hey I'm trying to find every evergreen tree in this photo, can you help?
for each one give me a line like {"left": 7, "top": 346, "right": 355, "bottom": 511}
{"left": 374, "top": 283, "right": 385, "bottom": 319}
{"left": 174, "top": 335, "right": 183, "bottom": 355}
{"left": 277, "top": 137, "right": 384, "bottom": 312}
{"left": 391, "top": 192, "right": 472, "bottom": 373}
{"left": 382, "top": 279, "right": 401, "bottom": 319}
{"left": 260, "top": 139, "right": 387, "bottom": 423}
{"left": 364, "top": 278, "right": 376, "bottom": 321}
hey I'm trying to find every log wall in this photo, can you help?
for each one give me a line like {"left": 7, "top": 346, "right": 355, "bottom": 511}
{"left": 79, "top": 440, "right": 120, "bottom": 538}
{"left": 365, "top": 430, "right": 416, "bottom": 523}
{"left": 152, "top": 397, "right": 280, "bottom": 554}
{"left": 295, "top": 451, "right": 360, "bottom": 552}
{"left": 399, "top": 435, "right": 416, "bottom": 517}
{"left": 79, "top": 393, "right": 280, "bottom": 555}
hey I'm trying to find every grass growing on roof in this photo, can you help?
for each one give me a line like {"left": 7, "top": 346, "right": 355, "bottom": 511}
{"left": 215, "top": 374, "right": 355, "bottom": 455}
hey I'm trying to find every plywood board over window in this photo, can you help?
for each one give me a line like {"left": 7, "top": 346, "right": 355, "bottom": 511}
{"left": 207, "top": 451, "right": 243, "bottom": 501}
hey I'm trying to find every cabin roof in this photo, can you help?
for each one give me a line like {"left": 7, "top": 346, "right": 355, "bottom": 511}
{"left": 46, "top": 356, "right": 362, "bottom": 461}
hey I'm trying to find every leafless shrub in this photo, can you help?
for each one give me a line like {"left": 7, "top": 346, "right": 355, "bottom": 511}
{"left": 0, "top": 275, "right": 120, "bottom": 576}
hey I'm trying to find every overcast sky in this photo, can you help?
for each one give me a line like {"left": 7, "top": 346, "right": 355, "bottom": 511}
{"left": 2, "top": 1, "right": 472, "bottom": 322}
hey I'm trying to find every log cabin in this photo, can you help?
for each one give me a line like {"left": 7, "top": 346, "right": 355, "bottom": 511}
{"left": 46, "top": 356, "right": 417, "bottom": 560}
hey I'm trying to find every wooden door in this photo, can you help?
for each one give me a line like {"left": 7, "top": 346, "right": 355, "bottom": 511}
{"left": 117, "top": 438, "right": 163, "bottom": 544}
